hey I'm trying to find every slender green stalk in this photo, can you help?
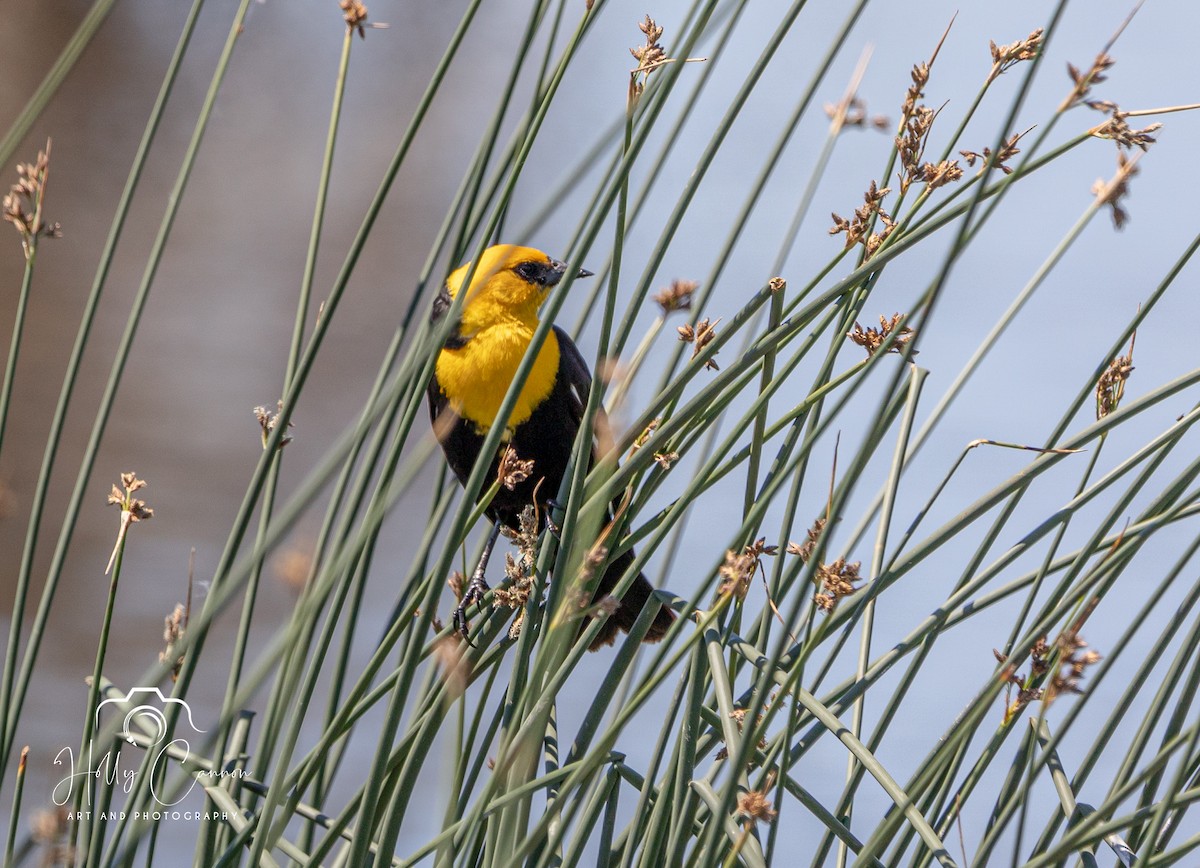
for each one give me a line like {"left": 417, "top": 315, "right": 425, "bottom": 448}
{"left": 3, "top": 747, "right": 28, "bottom": 868}
{"left": 0, "top": 0, "right": 117, "bottom": 169}
{"left": 0, "top": 255, "right": 34, "bottom": 457}
{"left": 0, "top": 0, "right": 209, "bottom": 776}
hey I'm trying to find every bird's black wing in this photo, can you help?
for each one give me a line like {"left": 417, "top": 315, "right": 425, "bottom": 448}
{"left": 552, "top": 325, "right": 618, "bottom": 466}
{"left": 553, "top": 325, "right": 591, "bottom": 431}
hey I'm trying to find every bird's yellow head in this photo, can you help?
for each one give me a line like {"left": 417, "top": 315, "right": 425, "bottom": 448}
{"left": 445, "top": 245, "right": 587, "bottom": 333}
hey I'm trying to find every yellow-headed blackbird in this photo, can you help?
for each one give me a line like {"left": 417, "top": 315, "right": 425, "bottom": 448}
{"left": 427, "top": 244, "right": 674, "bottom": 649}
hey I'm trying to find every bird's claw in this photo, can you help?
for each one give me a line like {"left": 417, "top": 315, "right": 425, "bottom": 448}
{"left": 453, "top": 571, "right": 491, "bottom": 645}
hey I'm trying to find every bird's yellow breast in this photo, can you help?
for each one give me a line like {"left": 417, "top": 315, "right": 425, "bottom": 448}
{"left": 435, "top": 324, "right": 560, "bottom": 433}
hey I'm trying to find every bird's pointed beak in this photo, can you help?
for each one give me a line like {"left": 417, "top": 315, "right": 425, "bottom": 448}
{"left": 546, "top": 259, "right": 593, "bottom": 286}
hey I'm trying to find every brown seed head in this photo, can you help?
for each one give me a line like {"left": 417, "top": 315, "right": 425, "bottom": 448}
{"left": 339, "top": 0, "right": 369, "bottom": 38}
{"left": 254, "top": 401, "right": 294, "bottom": 449}
{"left": 629, "top": 15, "right": 667, "bottom": 104}
{"left": 1091, "top": 151, "right": 1140, "bottom": 229}
{"left": 108, "top": 473, "right": 153, "bottom": 522}
{"left": 492, "top": 505, "right": 541, "bottom": 638}
{"left": 901, "top": 61, "right": 930, "bottom": 123}
{"left": 3, "top": 141, "right": 61, "bottom": 260}
{"left": 677, "top": 317, "right": 720, "bottom": 371}
{"left": 737, "top": 789, "right": 778, "bottom": 826}
{"left": 847, "top": 313, "right": 916, "bottom": 357}
{"left": 960, "top": 128, "right": 1029, "bottom": 176}
{"left": 1063, "top": 53, "right": 1115, "bottom": 111}
{"left": 717, "top": 549, "right": 757, "bottom": 600}
{"left": 988, "top": 28, "right": 1043, "bottom": 84}
{"left": 896, "top": 106, "right": 937, "bottom": 192}
{"left": 497, "top": 445, "right": 535, "bottom": 491}
{"left": 652, "top": 451, "right": 679, "bottom": 469}
{"left": 918, "top": 159, "right": 963, "bottom": 189}
{"left": 813, "top": 556, "right": 860, "bottom": 614}
{"left": 1095, "top": 342, "right": 1134, "bottom": 419}
{"left": 787, "top": 516, "right": 826, "bottom": 562}
{"left": 1090, "top": 108, "right": 1161, "bottom": 152}
{"left": 830, "top": 181, "right": 896, "bottom": 255}
{"left": 653, "top": 279, "right": 697, "bottom": 315}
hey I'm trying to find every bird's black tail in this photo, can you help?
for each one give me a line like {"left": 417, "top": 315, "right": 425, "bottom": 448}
{"left": 587, "top": 546, "right": 675, "bottom": 651}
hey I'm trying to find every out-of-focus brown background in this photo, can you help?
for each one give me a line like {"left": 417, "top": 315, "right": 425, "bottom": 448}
{"left": 2, "top": 0, "right": 1199, "bottom": 861}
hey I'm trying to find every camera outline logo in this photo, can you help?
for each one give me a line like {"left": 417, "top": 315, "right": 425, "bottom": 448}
{"left": 96, "top": 687, "right": 205, "bottom": 746}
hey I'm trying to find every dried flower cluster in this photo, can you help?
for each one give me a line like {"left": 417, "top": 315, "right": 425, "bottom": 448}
{"left": 3, "top": 141, "right": 62, "bottom": 261}
{"left": 786, "top": 517, "right": 826, "bottom": 563}
{"left": 340, "top": 0, "right": 368, "bottom": 37}
{"left": 745, "top": 537, "right": 779, "bottom": 560}
{"left": 737, "top": 788, "right": 778, "bottom": 827}
{"left": 105, "top": 472, "right": 153, "bottom": 574}
{"left": 1063, "top": 52, "right": 1116, "bottom": 111}
{"left": 900, "top": 57, "right": 931, "bottom": 130}
{"left": 1095, "top": 338, "right": 1134, "bottom": 419}
{"left": 825, "top": 97, "right": 889, "bottom": 131}
{"left": 652, "top": 451, "right": 679, "bottom": 469}
{"left": 159, "top": 603, "right": 187, "bottom": 681}
{"left": 1046, "top": 632, "right": 1102, "bottom": 702}
{"left": 718, "top": 549, "right": 757, "bottom": 601}
{"left": 1089, "top": 108, "right": 1161, "bottom": 152}
{"left": 1058, "top": 50, "right": 1161, "bottom": 228}
{"left": 960, "top": 129, "right": 1027, "bottom": 176}
{"left": 917, "top": 158, "right": 963, "bottom": 190}
{"left": 813, "top": 556, "right": 860, "bottom": 613}
{"left": 653, "top": 279, "right": 697, "bottom": 315}
{"left": 254, "top": 402, "right": 294, "bottom": 449}
{"left": 897, "top": 105, "right": 937, "bottom": 193}
{"left": 496, "top": 445, "right": 534, "bottom": 491}
{"left": 892, "top": 45, "right": 941, "bottom": 195}
{"left": 715, "top": 703, "right": 770, "bottom": 761}
{"left": 717, "top": 538, "right": 777, "bottom": 600}
{"left": 107, "top": 473, "right": 153, "bottom": 521}
{"left": 847, "top": 313, "right": 916, "bottom": 357}
{"left": 987, "top": 28, "right": 1043, "bottom": 84}
{"left": 492, "top": 505, "right": 540, "bottom": 639}
{"left": 995, "top": 629, "right": 1101, "bottom": 724}
{"left": 829, "top": 181, "right": 896, "bottom": 257}
{"left": 629, "top": 15, "right": 667, "bottom": 106}
{"left": 678, "top": 317, "right": 720, "bottom": 371}
{"left": 1092, "top": 151, "right": 1139, "bottom": 229}
{"left": 896, "top": 102, "right": 965, "bottom": 193}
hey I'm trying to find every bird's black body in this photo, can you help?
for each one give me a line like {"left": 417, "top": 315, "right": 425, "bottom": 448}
{"left": 427, "top": 274, "right": 673, "bottom": 650}
{"left": 426, "top": 326, "right": 582, "bottom": 531}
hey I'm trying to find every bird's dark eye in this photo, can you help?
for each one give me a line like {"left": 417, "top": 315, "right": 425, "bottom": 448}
{"left": 514, "top": 261, "right": 542, "bottom": 283}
